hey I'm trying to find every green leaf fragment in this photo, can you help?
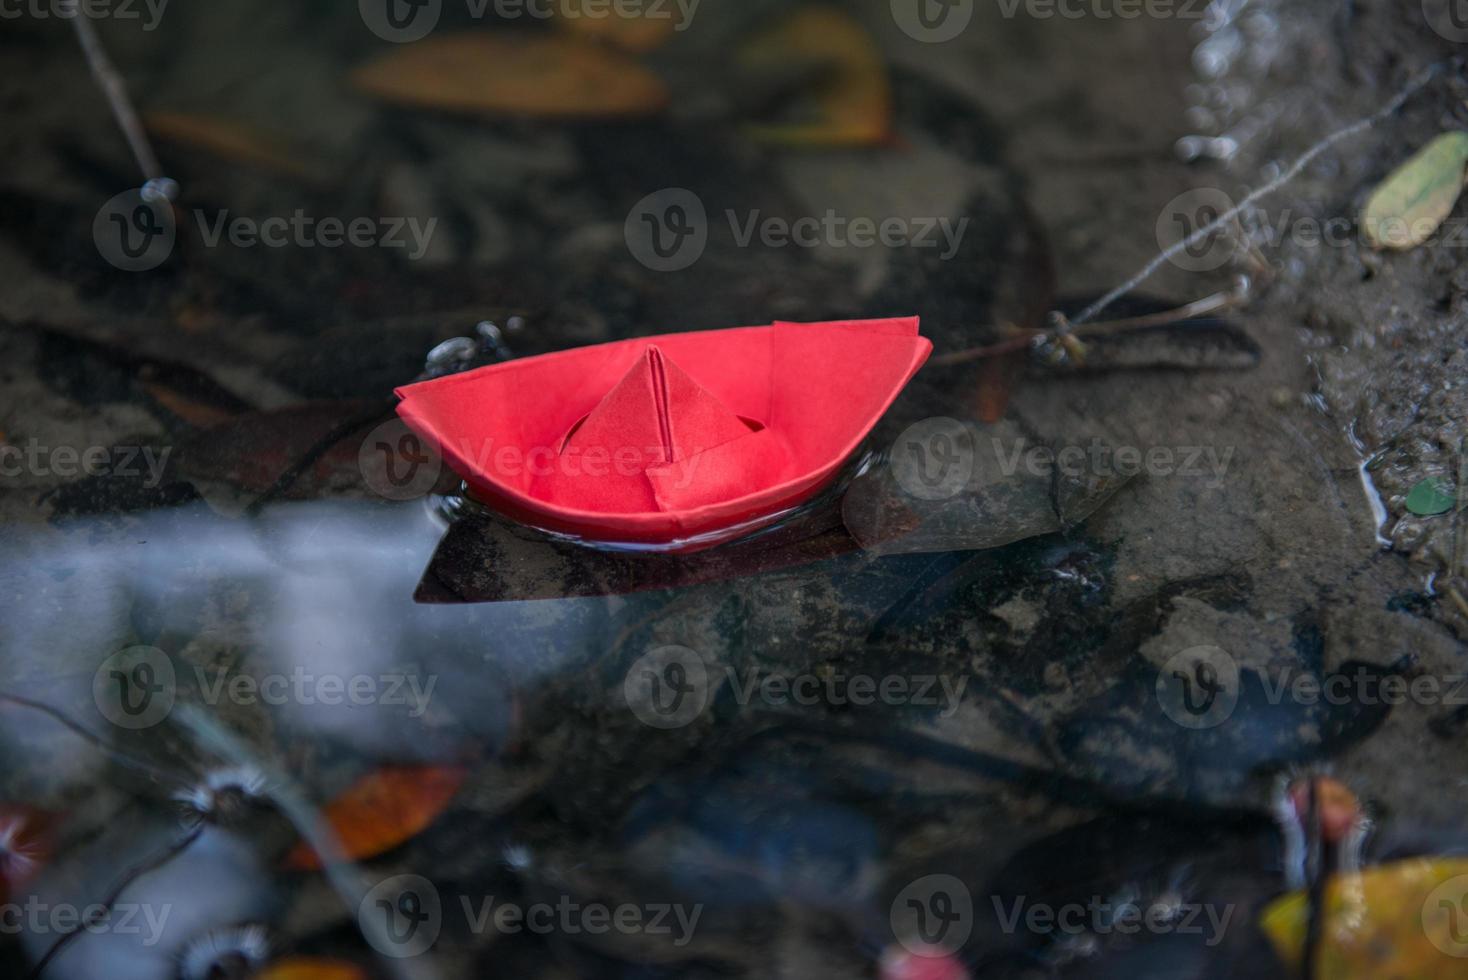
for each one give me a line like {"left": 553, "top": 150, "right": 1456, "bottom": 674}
{"left": 1361, "top": 131, "right": 1468, "bottom": 250}
{"left": 1406, "top": 477, "right": 1458, "bottom": 516}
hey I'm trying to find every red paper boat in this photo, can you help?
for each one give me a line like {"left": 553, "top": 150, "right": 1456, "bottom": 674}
{"left": 395, "top": 317, "right": 930, "bottom": 547}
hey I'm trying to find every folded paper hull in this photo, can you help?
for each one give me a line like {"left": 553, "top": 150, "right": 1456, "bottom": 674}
{"left": 395, "top": 317, "right": 930, "bottom": 546}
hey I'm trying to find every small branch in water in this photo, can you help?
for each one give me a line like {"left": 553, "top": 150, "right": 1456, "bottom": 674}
{"left": 26, "top": 825, "right": 202, "bottom": 980}
{"left": 1066, "top": 58, "right": 1450, "bottom": 328}
{"left": 0, "top": 692, "right": 179, "bottom": 786}
{"left": 931, "top": 280, "right": 1250, "bottom": 369}
{"left": 70, "top": 14, "right": 165, "bottom": 187}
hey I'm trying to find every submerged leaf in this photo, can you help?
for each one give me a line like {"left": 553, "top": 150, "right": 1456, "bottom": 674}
{"left": 255, "top": 959, "right": 368, "bottom": 980}
{"left": 146, "top": 111, "right": 315, "bottom": 180}
{"left": 1406, "top": 477, "right": 1458, "bottom": 516}
{"left": 1361, "top": 131, "right": 1468, "bottom": 250}
{"left": 283, "top": 766, "right": 467, "bottom": 870}
{"left": 738, "top": 7, "right": 892, "bottom": 147}
{"left": 351, "top": 34, "right": 668, "bottom": 118}
{"left": 1261, "top": 857, "right": 1468, "bottom": 976}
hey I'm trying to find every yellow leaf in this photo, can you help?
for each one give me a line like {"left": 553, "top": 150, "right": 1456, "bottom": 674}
{"left": 1361, "top": 131, "right": 1468, "bottom": 250}
{"left": 351, "top": 33, "right": 668, "bottom": 119}
{"left": 1261, "top": 857, "right": 1468, "bottom": 977}
{"left": 554, "top": 0, "right": 678, "bottom": 52}
{"left": 283, "top": 766, "right": 467, "bottom": 870}
{"left": 145, "top": 112, "right": 315, "bottom": 180}
{"left": 254, "top": 957, "right": 368, "bottom": 980}
{"left": 737, "top": 7, "right": 892, "bottom": 148}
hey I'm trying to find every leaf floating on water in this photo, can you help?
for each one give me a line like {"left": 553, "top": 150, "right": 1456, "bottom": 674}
{"left": 283, "top": 765, "right": 467, "bottom": 870}
{"left": 738, "top": 7, "right": 892, "bottom": 147}
{"left": 351, "top": 34, "right": 669, "bottom": 118}
{"left": 255, "top": 959, "right": 369, "bottom": 980}
{"left": 1261, "top": 857, "right": 1468, "bottom": 976}
{"left": 553, "top": 0, "right": 678, "bottom": 52}
{"left": 145, "top": 111, "right": 315, "bottom": 180}
{"left": 1406, "top": 477, "right": 1458, "bottom": 516}
{"left": 1361, "top": 131, "right": 1468, "bottom": 250}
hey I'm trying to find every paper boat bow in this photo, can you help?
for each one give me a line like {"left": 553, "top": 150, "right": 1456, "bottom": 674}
{"left": 395, "top": 317, "right": 930, "bottom": 546}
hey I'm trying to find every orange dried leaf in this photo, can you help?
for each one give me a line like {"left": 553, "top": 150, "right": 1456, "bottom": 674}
{"left": 255, "top": 958, "right": 369, "bottom": 980}
{"left": 284, "top": 766, "right": 467, "bottom": 870}
{"left": 554, "top": 0, "right": 678, "bottom": 52}
{"left": 351, "top": 34, "right": 668, "bottom": 118}
{"left": 145, "top": 111, "right": 314, "bottom": 180}
{"left": 738, "top": 7, "right": 892, "bottom": 147}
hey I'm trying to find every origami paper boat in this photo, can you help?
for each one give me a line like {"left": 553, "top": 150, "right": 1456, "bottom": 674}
{"left": 395, "top": 317, "right": 930, "bottom": 547}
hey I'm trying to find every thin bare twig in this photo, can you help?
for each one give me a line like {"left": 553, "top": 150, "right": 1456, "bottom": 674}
{"left": 26, "top": 826, "right": 202, "bottom": 980}
{"left": 930, "top": 281, "right": 1249, "bottom": 368}
{"left": 70, "top": 14, "right": 163, "bottom": 185}
{"left": 0, "top": 692, "right": 179, "bottom": 785}
{"left": 1068, "top": 59, "right": 1448, "bottom": 328}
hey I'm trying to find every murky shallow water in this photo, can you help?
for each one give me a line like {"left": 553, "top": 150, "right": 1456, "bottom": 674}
{"left": 2, "top": 1, "right": 1466, "bottom": 978}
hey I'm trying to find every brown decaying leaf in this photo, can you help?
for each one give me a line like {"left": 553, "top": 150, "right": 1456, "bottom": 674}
{"left": 1261, "top": 857, "right": 1468, "bottom": 977}
{"left": 145, "top": 111, "right": 315, "bottom": 180}
{"left": 255, "top": 958, "right": 369, "bottom": 980}
{"left": 351, "top": 33, "right": 668, "bottom": 118}
{"left": 554, "top": 0, "right": 678, "bottom": 52}
{"left": 738, "top": 7, "right": 892, "bottom": 147}
{"left": 283, "top": 765, "right": 468, "bottom": 870}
